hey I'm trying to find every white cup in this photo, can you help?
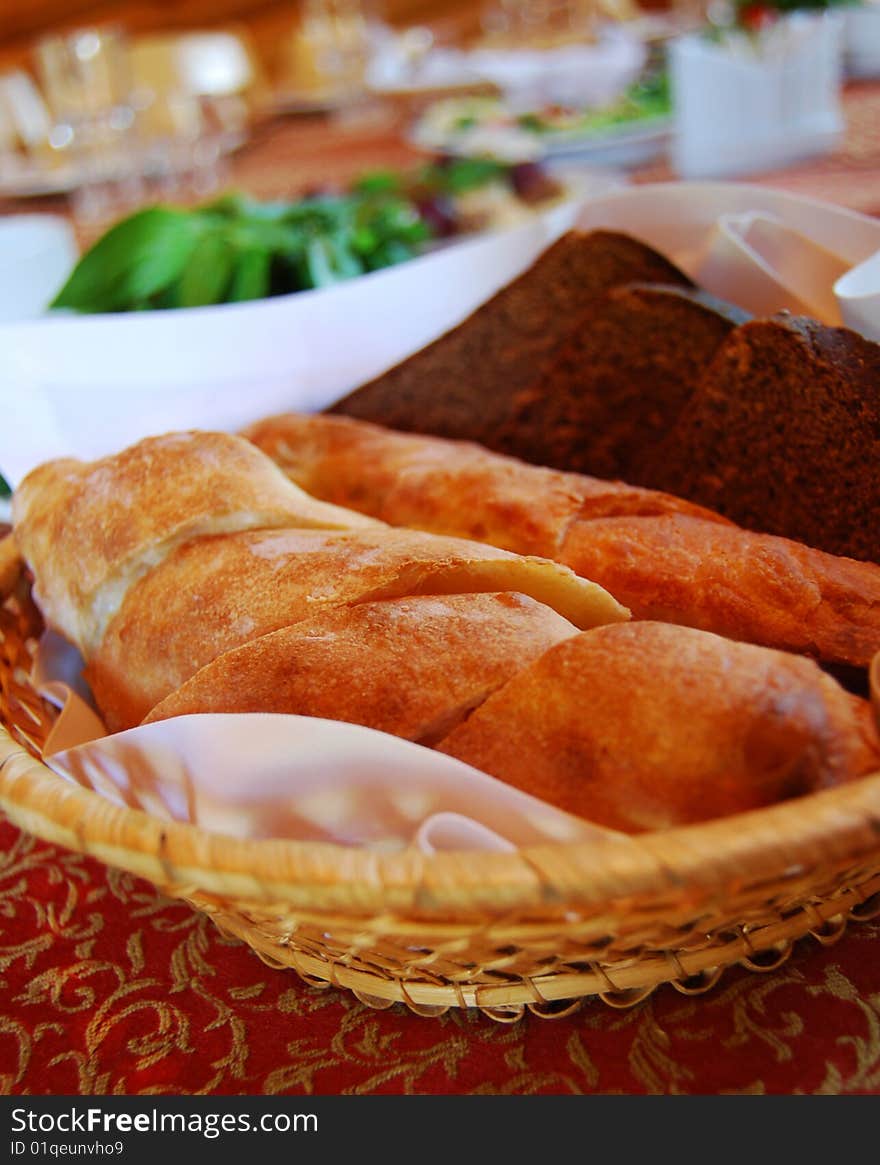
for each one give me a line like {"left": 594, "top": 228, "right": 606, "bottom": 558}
{"left": 834, "top": 248, "right": 880, "bottom": 341}
{"left": 0, "top": 214, "right": 78, "bottom": 322}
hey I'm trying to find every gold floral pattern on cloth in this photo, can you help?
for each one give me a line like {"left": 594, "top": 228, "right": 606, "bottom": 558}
{"left": 3, "top": 817, "right": 880, "bottom": 1095}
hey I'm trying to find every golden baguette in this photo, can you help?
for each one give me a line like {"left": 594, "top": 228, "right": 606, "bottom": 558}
{"left": 13, "top": 432, "right": 627, "bottom": 733}
{"left": 143, "top": 592, "right": 578, "bottom": 744}
{"left": 243, "top": 412, "right": 880, "bottom": 668}
{"left": 90, "top": 525, "right": 622, "bottom": 731}
{"left": 12, "top": 430, "right": 380, "bottom": 657}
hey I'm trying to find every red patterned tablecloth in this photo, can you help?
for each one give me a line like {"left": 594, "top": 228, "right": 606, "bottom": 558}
{"left": 3, "top": 77, "right": 880, "bottom": 1100}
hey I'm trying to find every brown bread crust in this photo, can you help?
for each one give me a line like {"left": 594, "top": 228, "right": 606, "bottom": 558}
{"left": 328, "top": 229, "right": 693, "bottom": 445}
{"left": 641, "top": 315, "right": 880, "bottom": 563}
{"left": 491, "top": 283, "right": 748, "bottom": 479}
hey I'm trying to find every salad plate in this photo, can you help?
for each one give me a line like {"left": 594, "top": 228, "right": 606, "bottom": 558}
{"left": 410, "top": 77, "right": 673, "bottom": 166}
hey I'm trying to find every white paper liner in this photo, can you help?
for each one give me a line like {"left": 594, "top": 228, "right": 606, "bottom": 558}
{"left": 834, "top": 247, "right": 880, "bottom": 342}
{"left": 696, "top": 211, "right": 852, "bottom": 324}
{"left": 33, "top": 635, "right": 620, "bottom": 855}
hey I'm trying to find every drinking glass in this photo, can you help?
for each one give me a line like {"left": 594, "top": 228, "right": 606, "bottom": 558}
{"left": 35, "top": 26, "right": 143, "bottom": 227}
{"left": 481, "top": 0, "right": 598, "bottom": 48}
{"left": 299, "top": 0, "right": 374, "bottom": 103}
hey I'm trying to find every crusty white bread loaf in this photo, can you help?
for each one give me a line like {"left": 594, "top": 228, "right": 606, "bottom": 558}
{"left": 13, "top": 430, "right": 880, "bottom": 834}
{"left": 89, "top": 525, "right": 617, "bottom": 731}
{"left": 12, "top": 430, "right": 380, "bottom": 657}
{"left": 439, "top": 622, "right": 880, "bottom": 833}
{"left": 243, "top": 412, "right": 880, "bottom": 670}
{"left": 143, "top": 592, "right": 578, "bottom": 745}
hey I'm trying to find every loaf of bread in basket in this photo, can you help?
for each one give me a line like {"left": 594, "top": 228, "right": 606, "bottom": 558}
{"left": 243, "top": 412, "right": 880, "bottom": 671}
{"left": 12, "top": 430, "right": 880, "bottom": 834}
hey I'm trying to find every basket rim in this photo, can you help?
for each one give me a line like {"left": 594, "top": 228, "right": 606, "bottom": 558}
{"left": 3, "top": 720, "right": 880, "bottom": 921}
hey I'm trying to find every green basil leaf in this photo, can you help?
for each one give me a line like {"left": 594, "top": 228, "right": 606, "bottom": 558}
{"left": 228, "top": 247, "right": 271, "bottom": 302}
{"left": 352, "top": 170, "right": 403, "bottom": 196}
{"left": 176, "top": 230, "right": 236, "bottom": 308}
{"left": 304, "top": 237, "right": 343, "bottom": 289}
{"left": 51, "top": 206, "right": 200, "bottom": 313}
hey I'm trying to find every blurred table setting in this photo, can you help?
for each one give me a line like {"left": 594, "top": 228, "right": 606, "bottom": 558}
{"left": 0, "top": 23, "right": 262, "bottom": 223}
{"left": 2, "top": 0, "right": 880, "bottom": 1101}
{"left": 0, "top": 0, "right": 877, "bottom": 260}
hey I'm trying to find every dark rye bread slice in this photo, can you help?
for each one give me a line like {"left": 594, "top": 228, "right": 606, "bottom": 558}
{"left": 640, "top": 314, "right": 880, "bottom": 564}
{"left": 489, "top": 282, "right": 749, "bottom": 481}
{"left": 328, "top": 229, "right": 693, "bottom": 445}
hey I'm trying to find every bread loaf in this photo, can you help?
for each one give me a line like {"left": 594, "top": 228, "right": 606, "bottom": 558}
{"left": 479, "top": 282, "right": 748, "bottom": 481}
{"left": 243, "top": 412, "right": 880, "bottom": 670}
{"left": 14, "top": 430, "right": 880, "bottom": 834}
{"left": 88, "top": 525, "right": 617, "bottom": 731}
{"left": 639, "top": 314, "right": 880, "bottom": 563}
{"left": 13, "top": 432, "right": 626, "bottom": 734}
{"left": 438, "top": 622, "right": 880, "bottom": 833}
{"left": 12, "top": 430, "right": 379, "bottom": 657}
{"left": 328, "top": 229, "right": 694, "bottom": 447}
{"left": 143, "top": 592, "right": 578, "bottom": 745}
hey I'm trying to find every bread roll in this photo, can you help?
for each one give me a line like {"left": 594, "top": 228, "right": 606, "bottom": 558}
{"left": 13, "top": 432, "right": 627, "bottom": 733}
{"left": 143, "top": 592, "right": 578, "bottom": 744}
{"left": 90, "top": 525, "right": 620, "bottom": 731}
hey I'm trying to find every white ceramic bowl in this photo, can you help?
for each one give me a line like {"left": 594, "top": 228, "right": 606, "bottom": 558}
{"left": 3, "top": 183, "right": 879, "bottom": 490}
{"left": 0, "top": 204, "right": 576, "bottom": 488}
{"left": 0, "top": 214, "right": 77, "bottom": 324}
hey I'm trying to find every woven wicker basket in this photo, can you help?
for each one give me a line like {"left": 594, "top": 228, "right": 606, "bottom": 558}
{"left": 2, "top": 542, "right": 880, "bottom": 1021}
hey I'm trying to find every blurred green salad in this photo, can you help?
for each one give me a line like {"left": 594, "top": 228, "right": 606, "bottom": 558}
{"left": 51, "top": 157, "right": 562, "bottom": 314}
{"left": 515, "top": 71, "right": 671, "bottom": 137}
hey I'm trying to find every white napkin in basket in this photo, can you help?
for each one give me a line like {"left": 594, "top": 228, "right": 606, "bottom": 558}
{"left": 695, "top": 210, "right": 852, "bottom": 323}
{"left": 575, "top": 183, "right": 880, "bottom": 334}
{"left": 834, "top": 247, "right": 880, "bottom": 342}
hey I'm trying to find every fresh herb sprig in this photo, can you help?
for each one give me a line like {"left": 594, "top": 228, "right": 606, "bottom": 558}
{"left": 51, "top": 157, "right": 538, "bottom": 315}
{"left": 51, "top": 185, "right": 433, "bottom": 314}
